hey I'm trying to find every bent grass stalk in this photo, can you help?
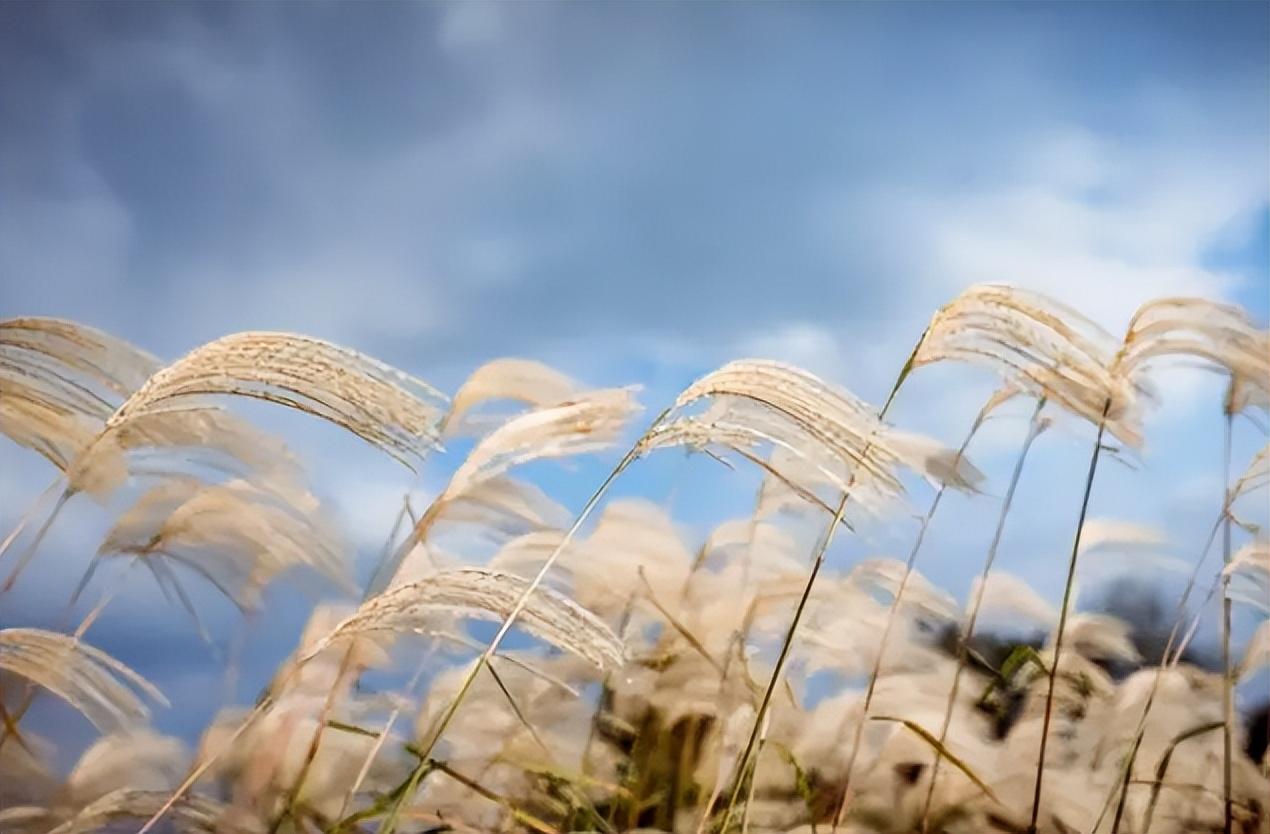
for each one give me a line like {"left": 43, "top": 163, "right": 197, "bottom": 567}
{"left": 0, "top": 556, "right": 141, "bottom": 755}
{"left": 1096, "top": 505, "right": 1228, "bottom": 832}
{"left": 376, "top": 424, "right": 659, "bottom": 834}
{"left": 1141, "top": 721, "right": 1225, "bottom": 832}
{"left": 832, "top": 393, "right": 1007, "bottom": 833}
{"left": 2, "top": 487, "right": 72, "bottom": 591}
{"left": 0, "top": 477, "right": 63, "bottom": 568}
{"left": 1219, "top": 397, "right": 1234, "bottom": 834}
{"left": 1027, "top": 398, "right": 1111, "bottom": 834}
{"left": 720, "top": 340, "right": 925, "bottom": 834}
{"left": 280, "top": 491, "right": 422, "bottom": 821}
{"left": 719, "top": 491, "right": 848, "bottom": 834}
{"left": 919, "top": 397, "right": 1046, "bottom": 831}
{"left": 270, "top": 647, "right": 359, "bottom": 832}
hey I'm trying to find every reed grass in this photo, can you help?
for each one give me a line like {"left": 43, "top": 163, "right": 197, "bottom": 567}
{"left": 0, "top": 291, "right": 1264, "bottom": 834}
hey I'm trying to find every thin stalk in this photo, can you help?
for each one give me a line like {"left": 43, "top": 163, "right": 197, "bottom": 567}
{"left": 377, "top": 432, "right": 654, "bottom": 834}
{"left": 1141, "top": 721, "right": 1226, "bottom": 832}
{"left": 421, "top": 757, "right": 562, "bottom": 834}
{"left": 0, "top": 477, "right": 63, "bottom": 566}
{"left": 1027, "top": 398, "right": 1110, "bottom": 834}
{"left": 722, "top": 335, "right": 927, "bottom": 834}
{"left": 0, "top": 557, "right": 139, "bottom": 754}
{"left": 1220, "top": 405, "right": 1234, "bottom": 834}
{"left": 335, "top": 652, "right": 431, "bottom": 820}
{"left": 139, "top": 688, "right": 283, "bottom": 833}
{"left": 2, "top": 487, "right": 72, "bottom": 591}
{"left": 919, "top": 398, "right": 1046, "bottom": 831}
{"left": 1096, "top": 509, "right": 1227, "bottom": 832}
{"left": 581, "top": 597, "right": 636, "bottom": 784}
{"left": 282, "top": 488, "right": 429, "bottom": 824}
{"left": 362, "top": 495, "right": 412, "bottom": 600}
{"left": 718, "top": 487, "right": 849, "bottom": 834}
{"left": 271, "top": 647, "right": 360, "bottom": 832}
{"left": 480, "top": 662, "right": 613, "bottom": 834}
{"left": 834, "top": 396, "right": 1009, "bottom": 833}
{"left": 740, "top": 735, "right": 763, "bottom": 834}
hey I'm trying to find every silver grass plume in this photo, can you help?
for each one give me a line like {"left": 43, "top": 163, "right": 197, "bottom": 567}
{"left": 0, "top": 628, "right": 165, "bottom": 731}
{"left": 304, "top": 567, "right": 625, "bottom": 672}
{"left": 427, "top": 476, "right": 570, "bottom": 541}
{"left": 641, "top": 399, "right": 894, "bottom": 521}
{"left": 913, "top": 284, "right": 1145, "bottom": 446}
{"left": 96, "top": 477, "right": 351, "bottom": 610}
{"left": 0, "top": 317, "right": 159, "bottom": 470}
{"left": 99, "top": 331, "right": 449, "bottom": 470}
{"left": 640, "top": 359, "right": 984, "bottom": 495}
{"left": 849, "top": 558, "right": 960, "bottom": 626}
{"left": 1120, "top": 297, "right": 1269, "bottom": 413}
{"left": 73, "top": 406, "right": 307, "bottom": 499}
{"left": 380, "top": 387, "right": 640, "bottom": 591}
{"left": 967, "top": 572, "right": 1058, "bottom": 629}
{"left": 1223, "top": 539, "right": 1269, "bottom": 613}
{"left": 1238, "top": 620, "right": 1269, "bottom": 683}
{"left": 1048, "top": 613, "right": 1142, "bottom": 665}
{"left": 44, "top": 789, "right": 235, "bottom": 834}
{"left": 444, "top": 357, "right": 582, "bottom": 437}
{"left": 66, "top": 729, "right": 188, "bottom": 805}
{"left": 444, "top": 386, "right": 642, "bottom": 498}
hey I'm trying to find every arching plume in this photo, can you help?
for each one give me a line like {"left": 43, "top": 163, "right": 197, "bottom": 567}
{"left": 100, "top": 332, "right": 449, "bottom": 470}
{"left": 44, "top": 789, "right": 231, "bottom": 834}
{"left": 912, "top": 284, "right": 1145, "bottom": 445}
{"left": 641, "top": 359, "right": 983, "bottom": 496}
{"left": 1120, "top": 297, "right": 1270, "bottom": 413}
{"left": 304, "top": 567, "right": 625, "bottom": 672}
{"left": 97, "top": 477, "right": 351, "bottom": 610}
{"left": 1224, "top": 540, "right": 1269, "bottom": 613}
{"left": 0, "top": 317, "right": 159, "bottom": 470}
{"left": 445, "top": 357, "right": 582, "bottom": 437}
{"left": 379, "top": 387, "right": 640, "bottom": 591}
{"left": 445, "top": 386, "right": 641, "bottom": 498}
{"left": 0, "top": 628, "right": 165, "bottom": 731}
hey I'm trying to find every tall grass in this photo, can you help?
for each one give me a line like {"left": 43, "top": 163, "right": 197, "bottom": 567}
{"left": 0, "top": 287, "right": 1265, "bottom": 834}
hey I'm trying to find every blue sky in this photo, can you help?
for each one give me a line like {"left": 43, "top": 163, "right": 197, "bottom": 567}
{"left": 1, "top": 2, "right": 1267, "bottom": 754}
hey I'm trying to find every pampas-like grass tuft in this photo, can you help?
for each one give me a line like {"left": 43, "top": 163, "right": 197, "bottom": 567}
{"left": 102, "top": 331, "right": 449, "bottom": 470}
{"left": 0, "top": 287, "right": 1266, "bottom": 834}
{"left": 306, "top": 567, "right": 625, "bottom": 672}
{"left": 0, "top": 628, "right": 165, "bottom": 731}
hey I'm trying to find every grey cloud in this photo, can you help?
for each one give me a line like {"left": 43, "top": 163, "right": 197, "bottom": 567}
{"left": 4, "top": 1, "right": 1264, "bottom": 376}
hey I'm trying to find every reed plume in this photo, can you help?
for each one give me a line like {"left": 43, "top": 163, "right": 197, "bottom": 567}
{"left": 0, "top": 628, "right": 165, "bottom": 731}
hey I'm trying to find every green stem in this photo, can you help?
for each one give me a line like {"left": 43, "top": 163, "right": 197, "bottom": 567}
{"left": 376, "top": 430, "right": 654, "bottom": 834}
{"left": 1220, "top": 406, "right": 1234, "bottom": 834}
{"left": 920, "top": 397, "right": 1045, "bottom": 830}
{"left": 1027, "top": 399, "right": 1110, "bottom": 834}
{"left": 836, "top": 396, "right": 1007, "bottom": 832}
{"left": 721, "top": 335, "right": 926, "bottom": 834}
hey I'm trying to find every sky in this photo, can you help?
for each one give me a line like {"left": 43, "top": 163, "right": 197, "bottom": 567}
{"left": 1, "top": 1, "right": 1267, "bottom": 756}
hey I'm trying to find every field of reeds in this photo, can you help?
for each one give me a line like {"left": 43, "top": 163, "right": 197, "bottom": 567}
{"left": 0, "top": 284, "right": 1266, "bottom": 834}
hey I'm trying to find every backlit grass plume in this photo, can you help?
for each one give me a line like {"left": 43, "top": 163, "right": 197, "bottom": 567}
{"left": 0, "top": 289, "right": 1265, "bottom": 834}
{"left": 645, "top": 359, "right": 984, "bottom": 493}
{"left": 1119, "top": 297, "right": 1270, "bottom": 412}
{"left": 444, "top": 357, "right": 583, "bottom": 437}
{"left": 95, "top": 476, "right": 351, "bottom": 613}
{"left": 0, "top": 628, "right": 165, "bottom": 731}
{"left": 303, "top": 567, "right": 625, "bottom": 673}
{"left": 0, "top": 317, "right": 160, "bottom": 468}
{"left": 913, "top": 284, "right": 1146, "bottom": 446}
{"left": 101, "top": 331, "right": 449, "bottom": 470}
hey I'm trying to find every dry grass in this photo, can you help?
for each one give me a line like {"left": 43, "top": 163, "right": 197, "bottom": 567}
{"left": 0, "top": 288, "right": 1266, "bottom": 834}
